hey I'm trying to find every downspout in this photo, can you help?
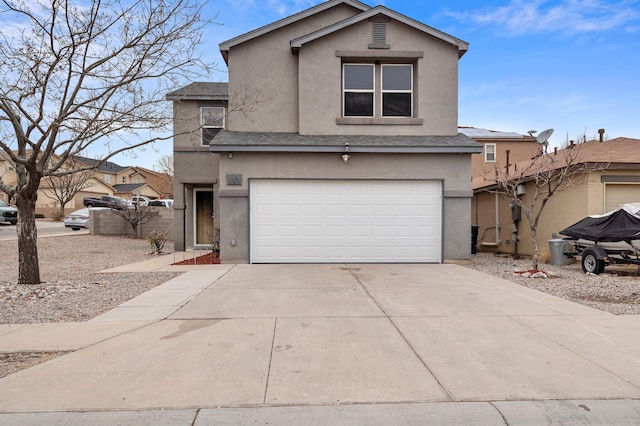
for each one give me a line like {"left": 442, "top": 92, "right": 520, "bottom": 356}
{"left": 183, "top": 185, "right": 187, "bottom": 251}
{"left": 495, "top": 192, "right": 500, "bottom": 245}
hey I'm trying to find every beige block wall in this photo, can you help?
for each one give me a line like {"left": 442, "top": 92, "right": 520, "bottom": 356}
{"left": 90, "top": 208, "right": 174, "bottom": 238}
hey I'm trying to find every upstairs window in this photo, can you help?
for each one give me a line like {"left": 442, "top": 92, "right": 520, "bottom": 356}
{"left": 485, "top": 143, "right": 496, "bottom": 162}
{"left": 342, "top": 63, "right": 413, "bottom": 118}
{"left": 201, "top": 107, "right": 225, "bottom": 146}
{"left": 343, "top": 64, "right": 374, "bottom": 117}
{"left": 382, "top": 65, "right": 412, "bottom": 117}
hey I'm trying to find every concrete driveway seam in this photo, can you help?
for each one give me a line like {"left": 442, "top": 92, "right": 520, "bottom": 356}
{"left": 509, "top": 315, "right": 640, "bottom": 391}
{"left": 262, "top": 318, "right": 278, "bottom": 405}
{"left": 346, "top": 265, "right": 455, "bottom": 402}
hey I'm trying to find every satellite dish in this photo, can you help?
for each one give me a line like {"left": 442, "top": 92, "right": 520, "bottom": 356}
{"left": 536, "top": 128, "right": 554, "bottom": 145}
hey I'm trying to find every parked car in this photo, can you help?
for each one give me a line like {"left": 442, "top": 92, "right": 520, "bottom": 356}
{"left": 148, "top": 199, "right": 174, "bottom": 208}
{"left": 83, "top": 195, "right": 128, "bottom": 210}
{"left": 64, "top": 207, "right": 109, "bottom": 230}
{"left": 0, "top": 200, "right": 18, "bottom": 225}
{"left": 129, "top": 195, "right": 150, "bottom": 207}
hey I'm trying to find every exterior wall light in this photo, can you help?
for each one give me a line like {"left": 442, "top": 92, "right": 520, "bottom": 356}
{"left": 342, "top": 142, "right": 350, "bottom": 162}
{"left": 228, "top": 152, "right": 233, "bottom": 159}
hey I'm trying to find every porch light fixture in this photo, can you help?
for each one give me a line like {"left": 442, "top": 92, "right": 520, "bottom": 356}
{"left": 342, "top": 142, "right": 350, "bottom": 162}
{"left": 228, "top": 152, "right": 233, "bottom": 159}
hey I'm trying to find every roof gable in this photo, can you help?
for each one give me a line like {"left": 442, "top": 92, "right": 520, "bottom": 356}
{"left": 290, "top": 6, "right": 469, "bottom": 57}
{"left": 218, "top": 0, "right": 370, "bottom": 62}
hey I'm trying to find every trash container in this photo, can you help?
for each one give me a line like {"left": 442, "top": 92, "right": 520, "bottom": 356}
{"left": 548, "top": 239, "right": 573, "bottom": 266}
{"left": 471, "top": 225, "right": 480, "bottom": 254}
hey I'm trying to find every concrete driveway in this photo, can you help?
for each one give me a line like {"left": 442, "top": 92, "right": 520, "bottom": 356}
{"left": 1, "top": 263, "right": 640, "bottom": 424}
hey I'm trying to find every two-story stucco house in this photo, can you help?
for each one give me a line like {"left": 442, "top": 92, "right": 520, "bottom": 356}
{"left": 168, "top": 0, "right": 482, "bottom": 263}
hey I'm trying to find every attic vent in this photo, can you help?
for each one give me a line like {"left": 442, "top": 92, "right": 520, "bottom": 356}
{"left": 369, "top": 20, "right": 390, "bottom": 49}
{"left": 373, "top": 21, "right": 386, "bottom": 44}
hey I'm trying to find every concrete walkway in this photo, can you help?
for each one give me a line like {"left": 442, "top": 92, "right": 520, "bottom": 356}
{"left": 1, "top": 256, "right": 640, "bottom": 424}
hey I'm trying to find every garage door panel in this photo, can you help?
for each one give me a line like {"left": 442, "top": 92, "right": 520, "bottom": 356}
{"left": 250, "top": 180, "right": 442, "bottom": 263}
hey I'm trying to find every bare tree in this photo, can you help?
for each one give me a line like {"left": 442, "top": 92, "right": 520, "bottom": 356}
{"left": 111, "top": 204, "right": 159, "bottom": 238}
{"left": 482, "top": 139, "right": 608, "bottom": 270}
{"left": 43, "top": 159, "right": 94, "bottom": 220}
{"left": 154, "top": 154, "right": 173, "bottom": 176}
{"left": 0, "top": 0, "right": 212, "bottom": 284}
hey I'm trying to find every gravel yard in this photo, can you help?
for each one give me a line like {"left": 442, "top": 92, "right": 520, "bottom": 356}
{"left": 467, "top": 252, "right": 640, "bottom": 315}
{"left": 0, "top": 234, "right": 181, "bottom": 324}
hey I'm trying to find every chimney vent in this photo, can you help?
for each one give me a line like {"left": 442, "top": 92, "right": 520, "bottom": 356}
{"left": 598, "top": 128, "right": 605, "bottom": 142}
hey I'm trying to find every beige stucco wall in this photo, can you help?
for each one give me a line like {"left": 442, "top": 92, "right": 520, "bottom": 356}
{"left": 471, "top": 140, "right": 540, "bottom": 178}
{"left": 226, "top": 4, "right": 374, "bottom": 133}
{"left": 472, "top": 174, "right": 598, "bottom": 260}
{"left": 298, "top": 20, "right": 461, "bottom": 136}
{"left": 217, "top": 152, "right": 474, "bottom": 263}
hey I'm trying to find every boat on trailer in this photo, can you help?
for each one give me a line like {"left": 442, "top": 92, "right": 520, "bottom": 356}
{"left": 559, "top": 203, "right": 640, "bottom": 274}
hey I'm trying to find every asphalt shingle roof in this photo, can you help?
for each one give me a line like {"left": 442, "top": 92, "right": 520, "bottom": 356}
{"left": 72, "top": 155, "right": 128, "bottom": 173}
{"left": 209, "top": 131, "right": 482, "bottom": 154}
{"left": 166, "top": 82, "right": 229, "bottom": 101}
{"left": 472, "top": 137, "right": 640, "bottom": 190}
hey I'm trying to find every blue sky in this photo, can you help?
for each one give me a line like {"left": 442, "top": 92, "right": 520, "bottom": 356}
{"left": 126, "top": 0, "right": 640, "bottom": 169}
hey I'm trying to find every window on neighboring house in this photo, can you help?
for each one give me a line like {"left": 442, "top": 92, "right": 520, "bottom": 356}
{"left": 343, "top": 64, "right": 413, "bottom": 118}
{"left": 485, "top": 143, "right": 496, "bottom": 162}
{"left": 201, "top": 107, "right": 225, "bottom": 146}
{"left": 104, "top": 174, "right": 112, "bottom": 183}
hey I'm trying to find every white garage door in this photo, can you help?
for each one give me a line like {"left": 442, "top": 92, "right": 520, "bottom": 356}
{"left": 605, "top": 184, "right": 640, "bottom": 212}
{"left": 250, "top": 180, "right": 442, "bottom": 263}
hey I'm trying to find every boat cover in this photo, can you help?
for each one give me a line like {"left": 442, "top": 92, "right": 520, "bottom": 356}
{"left": 560, "top": 203, "right": 640, "bottom": 243}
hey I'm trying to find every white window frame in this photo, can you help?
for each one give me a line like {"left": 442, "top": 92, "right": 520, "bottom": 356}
{"left": 201, "top": 107, "right": 225, "bottom": 146}
{"left": 485, "top": 143, "right": 496, "bottom": 162}
{"left": 381, "top": 64, "right": 413, "bottom": 117}
{"left": 104, "top": 174, "right": 112, "bottom": 183}
{"left": 342, "top": 64, "right": 375, "bottom": 117}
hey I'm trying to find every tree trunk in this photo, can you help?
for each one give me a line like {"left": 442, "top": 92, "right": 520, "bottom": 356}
{"left": 530, "top": 227, "right": 539, "bottom": 271}
{"left": 15, "top": 195, "right": 41, "bottom": 284}
{"left": 58, "top": 204, "right": 66, "bottom": 220}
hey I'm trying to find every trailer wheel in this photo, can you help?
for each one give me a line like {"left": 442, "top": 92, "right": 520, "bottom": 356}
{"left": 581, "top": 248, "right": 604, "bottom": 274}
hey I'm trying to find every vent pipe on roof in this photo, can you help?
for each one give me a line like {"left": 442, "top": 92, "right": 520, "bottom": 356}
{"left": 598, "top": 128, "right": 605, "bottom": 142}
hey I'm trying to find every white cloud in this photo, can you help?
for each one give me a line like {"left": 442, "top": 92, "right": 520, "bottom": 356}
{"left": 448, "top": 0, "right": 640, "bottom": 36}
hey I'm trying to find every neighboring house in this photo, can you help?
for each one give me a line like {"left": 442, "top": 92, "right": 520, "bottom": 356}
{"left": 472, "top": 136, "right": 640, "bottom": 260}
{"left": 0, "top": 153, "right": 172, "bottom": 217}
{"left": 112, "top": 166, "right": 174, "bottom": 200}
{"left": 459, "top": 127, "right": 540, "bottom": 179}
{"left": 168, "top": 0, "right": 482, "bottom": 263}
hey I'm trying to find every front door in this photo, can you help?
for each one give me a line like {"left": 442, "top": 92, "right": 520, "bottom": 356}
{"left": 194, "top": 189, "right": 214, "bottom": 246}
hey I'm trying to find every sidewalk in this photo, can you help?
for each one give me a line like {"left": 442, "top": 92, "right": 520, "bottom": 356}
{"left": 1, "top": 257, "right": 639, "bottom": 424}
